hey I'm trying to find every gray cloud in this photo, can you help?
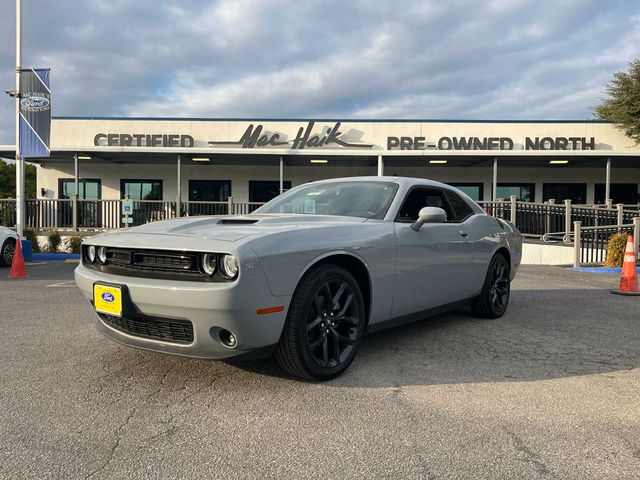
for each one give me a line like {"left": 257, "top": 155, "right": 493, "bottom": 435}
{"left": 0, "top": 0, "right": 639, "bottom": 145}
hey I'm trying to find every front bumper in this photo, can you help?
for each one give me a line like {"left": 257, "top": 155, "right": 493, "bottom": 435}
{"left": 74, "top": 262, "right": 290, "bottom": 359}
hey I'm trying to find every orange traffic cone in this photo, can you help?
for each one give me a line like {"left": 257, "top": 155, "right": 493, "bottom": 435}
{"left": 8, "top": 238, "right": 28, "bottom": 278}
{"left": 611, "top": 235, "right": 639, "bottom": 296}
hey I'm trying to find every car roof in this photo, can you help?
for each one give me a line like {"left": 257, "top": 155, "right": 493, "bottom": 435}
{"left": 308, "top": 176, "right": 452, "bottom": 189}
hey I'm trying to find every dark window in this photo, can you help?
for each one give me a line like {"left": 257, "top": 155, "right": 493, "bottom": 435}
{"left": 188, "top": 180, "right": 231, "bottom": 201}
{"left": 594, "top": 184, "right": 639, "bottom": 205}
{"left": 447, "top": 183, "right": 483, "bottom": 201}
{"left": 120, "top": 179, "right": 163, "bottom": 200}
{"left": 59, "top": 178, "right": 101, "bottom": 199}
{"left": 495, "top": 183, "right": 535, "bottom": 202}
{"left": 396, "top": 188, "right": 454, "bottom": 223}
{"left": 444, "top": 190, "right": 474, "bottom": 222}
{"left": 58, "top": 179, "right": 102, "bottom": 228}
{"left": 542, "top": 183, "right": 587, "bottom": 204}
{"left": 249, "top": 180, "right": 292, "bottom": 203}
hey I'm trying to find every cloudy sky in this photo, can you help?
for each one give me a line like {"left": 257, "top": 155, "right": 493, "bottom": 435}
{"left": 0, "top": 0, "right": 639, "bottom": 144}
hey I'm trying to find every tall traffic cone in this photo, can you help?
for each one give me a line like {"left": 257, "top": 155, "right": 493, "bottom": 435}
{"left": 8, "top": 238, "right": 28, "bottom": 278}
{"left": 611, "top": 235, "right": 639, "bottom": 296}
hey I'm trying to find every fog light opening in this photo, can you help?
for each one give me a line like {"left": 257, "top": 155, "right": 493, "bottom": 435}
{"left": 218, "top": 329, "right": 237, "bottom": 349}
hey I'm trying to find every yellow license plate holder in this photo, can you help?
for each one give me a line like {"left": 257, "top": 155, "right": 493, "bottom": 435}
{"left": 94, "top": 284, "right": 123, "bottom": 317}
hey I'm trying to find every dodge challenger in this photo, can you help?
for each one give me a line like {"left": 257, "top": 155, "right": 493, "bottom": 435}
{"left": 75, "top": 177, "right": 522, "bottom": 380}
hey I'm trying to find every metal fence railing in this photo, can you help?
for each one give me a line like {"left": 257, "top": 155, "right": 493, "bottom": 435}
{"left": 478, "top": 197, "right": 640, "bottom": 238}
{"left": 0, "top": 197, "right": 266, "bottom": 231}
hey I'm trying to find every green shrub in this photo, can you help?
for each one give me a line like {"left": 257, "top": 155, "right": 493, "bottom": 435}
{"left": 67, "top": 235, "right": 83, "bottom": 254}
{"left": 23, "top": 227, "right": 40, "bottom": 253}
{"left": 48, "top": 232, "right": 62, "bottom": 253}
{"left": 604, "top": 233, "right": 629, "bottom": 267}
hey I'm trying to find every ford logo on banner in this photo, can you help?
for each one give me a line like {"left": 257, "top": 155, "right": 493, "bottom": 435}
{"left": 101, "top": 292, "right": 115, "bottom": 303}
{"left": 21, "top": 94, "right": 50, "bottom": 111}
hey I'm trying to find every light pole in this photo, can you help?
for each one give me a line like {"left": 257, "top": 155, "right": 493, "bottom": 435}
{"left": 15, "top": 0, "right": 24, "bottom": 238}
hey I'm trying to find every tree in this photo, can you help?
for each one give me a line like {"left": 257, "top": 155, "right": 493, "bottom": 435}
{"left": 0, "top": 160, "right": 37, "bottom": 199}
{"left": 594, "top": 59, "right": 640, "bottom": 144}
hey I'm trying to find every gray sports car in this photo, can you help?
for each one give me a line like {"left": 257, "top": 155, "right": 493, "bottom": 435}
{"left": 75, "top": 177, "right": 522, "bottom": 380}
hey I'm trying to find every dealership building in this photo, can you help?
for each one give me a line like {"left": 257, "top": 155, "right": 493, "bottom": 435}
{"left": 2, "top": 117, "right": 640, "bottom": 206}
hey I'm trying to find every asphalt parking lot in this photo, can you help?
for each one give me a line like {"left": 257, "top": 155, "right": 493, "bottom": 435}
{"left": 1, "top": 263, "right": 639, "bottom": 479}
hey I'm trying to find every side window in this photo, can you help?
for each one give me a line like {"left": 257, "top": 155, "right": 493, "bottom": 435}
{"left": 396, "top": 188, "right": 453, "bottom": 222}
{"left": 444, "top": 190, "right": 474, "bottom": 222}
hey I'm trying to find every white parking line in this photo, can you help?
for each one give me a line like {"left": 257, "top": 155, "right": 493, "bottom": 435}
{"left": 46, "top": 280, "right": 76, "bottom": 287}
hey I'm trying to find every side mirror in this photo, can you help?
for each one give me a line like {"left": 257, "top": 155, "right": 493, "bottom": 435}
{"left": 411, "top": 207, "right": 447, "bottom": 231}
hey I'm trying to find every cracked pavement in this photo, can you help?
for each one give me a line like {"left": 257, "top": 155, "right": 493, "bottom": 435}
{"left": 1, "top": 263, "right": 639, "bottom": 479}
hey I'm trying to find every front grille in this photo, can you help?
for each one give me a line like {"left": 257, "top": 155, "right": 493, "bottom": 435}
{"left": 98, "top": 312, "right": 194, "bottom": 344}
{"left": 133, "top": 253, "right": 192, "bottom": 270}
{"left": 83, "top": 246, "right": 236, "bottom": 282}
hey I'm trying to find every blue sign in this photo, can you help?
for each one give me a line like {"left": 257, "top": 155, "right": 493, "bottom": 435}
{"left": 19, "top": 68, "right": 51, "bottom": 158}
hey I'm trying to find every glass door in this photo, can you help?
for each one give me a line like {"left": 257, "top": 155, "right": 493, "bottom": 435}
{"left": 58, "top": 179, "right": 101, "bottom": 227}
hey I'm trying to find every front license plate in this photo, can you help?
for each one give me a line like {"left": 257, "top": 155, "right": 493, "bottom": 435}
{"left": 94, "top": 284, "right": 123, "bottom": 317}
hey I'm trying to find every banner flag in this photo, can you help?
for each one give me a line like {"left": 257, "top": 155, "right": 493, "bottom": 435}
{"left": 19, "top": 68, "right": 51, "bottom": 158}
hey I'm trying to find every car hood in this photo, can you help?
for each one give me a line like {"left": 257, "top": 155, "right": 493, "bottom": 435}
{"left": 89, "top": 214, "right": 368, "bottom": 247}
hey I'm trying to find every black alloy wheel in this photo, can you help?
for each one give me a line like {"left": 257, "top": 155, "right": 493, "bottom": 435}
{"left": 470, "top": 253, "right": 510, "bottom": 318}
{"left": 276, "top": 265, "right": 365, "bottom": 380}
{"left": 1, "top": 239, "right": 16, "bottom": 267}
{"left": 306, "top": 279, "right": 360, "bottom": 368}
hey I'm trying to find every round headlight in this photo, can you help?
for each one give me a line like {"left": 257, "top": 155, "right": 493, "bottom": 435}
{"left": 87, "top": 245, "right": 96, "bottom": 263}
{"left": 220, "top": 254, "right": 239, "bottom": 278}
{"left": 97, "top": 246, "right": 107, "bottom": 264}
{"left": 202, "top": 253, "right": 217, "bottom": 276}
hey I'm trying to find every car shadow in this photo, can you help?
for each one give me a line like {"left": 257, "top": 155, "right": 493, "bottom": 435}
{"left": 229, "top": 287, "right": 640, "bottom": 387}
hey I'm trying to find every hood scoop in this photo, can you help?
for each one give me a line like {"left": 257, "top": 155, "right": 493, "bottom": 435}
{"left": 217, "top": 218, "right": 259, "bottom": 225}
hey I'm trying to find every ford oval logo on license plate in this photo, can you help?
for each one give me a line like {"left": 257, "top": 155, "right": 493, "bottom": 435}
{"left": 101, "top": 292, "right": 115, "bottom": 303}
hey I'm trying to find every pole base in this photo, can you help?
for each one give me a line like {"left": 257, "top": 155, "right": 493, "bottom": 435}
{"left": 611, "top": 289, "right": 640, "bottom": 296}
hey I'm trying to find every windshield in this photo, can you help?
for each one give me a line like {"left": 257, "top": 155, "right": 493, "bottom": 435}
{"left": 254, "top": 181, "right": 399, "bottom": 219}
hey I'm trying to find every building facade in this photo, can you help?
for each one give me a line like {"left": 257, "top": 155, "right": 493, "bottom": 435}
{"left": 2, "top": 117, "right": 640, "bottom": 206}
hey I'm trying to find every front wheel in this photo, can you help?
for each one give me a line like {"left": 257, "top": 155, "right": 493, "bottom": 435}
{"left": 0, "top": 238, "right": 16, "bottom": 267}
{"left": 470, "top": 253, "right": 510, "bottom": 318}
{"left": 276, "top": 265, "right": 366, "bottom": 380}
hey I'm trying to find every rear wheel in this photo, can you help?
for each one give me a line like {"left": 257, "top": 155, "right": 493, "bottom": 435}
{"left": 470, "top": 253, "right": 510, "bottom": 318}
{"left": 0, "top": 238, "right": 16, "bottom": 267}
{"left": 276, "top": 265, "right": 365, "bottom": 380}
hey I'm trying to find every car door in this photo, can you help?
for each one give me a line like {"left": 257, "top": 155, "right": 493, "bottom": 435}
{"left": 392, "top": 186, "right": 477, "bottom": 318}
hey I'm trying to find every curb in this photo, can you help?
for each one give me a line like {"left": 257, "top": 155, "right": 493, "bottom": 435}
{"left": 31, "top": 253, "right": 81, "bottom": 261}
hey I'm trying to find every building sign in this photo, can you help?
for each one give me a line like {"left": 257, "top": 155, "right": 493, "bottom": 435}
{"left": 386, "top": 136, "right": 597, "bottom": 151}
{"left": 94, "top": 133, "right": 194, "bottom": 147}
{"left": 209, "top": 121, "right": 373, "bottom": 149}
{"left": 92, "top": 121, "right": 601, "bottom": 151}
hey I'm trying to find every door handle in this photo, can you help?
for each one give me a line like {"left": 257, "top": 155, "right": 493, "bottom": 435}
{"left": 459, "top": 230, "right": 468, "bottom": 237}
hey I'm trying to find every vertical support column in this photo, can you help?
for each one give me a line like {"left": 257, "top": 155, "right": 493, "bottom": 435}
{"left": 564, "top": 199, "right": 572, "bottom": 233}
{"left": 176, "top": 154, "right": 181, "bottom": 218}
{"left": 73, "top": 152, "right": 79, "bottom": 231}
{"left": 15, "top": 0, "right": 23, "bottom": 237}
{"left": 227, "top": 196, "right": 234, "bottom": 216}
{"left": 377, "top": 155, "right": 384, "bottom": 176}
{"left": 616, "top": 203, "right": 624, "bottom": 228}
{"left": 633, "top": 217, "right": 640, "bottom": 259}
{"left": 74, "top": 153, "right": 79, "bottom": 198}
{"left": 573, "top": 221, "right": 582, "bottom": 268}
{"left": 279, "top": 156, "right": 284, "bottom": 194}
{"left": 605, "top": 157, "right": 611, "bottom": 207}
{"left": 510, "top": 195, "right": 517, "bottom": 225}
{"left": 72, "top": 194, "right": 78, "bottom": 232}
{"left": 492, "top": 157, "right": 498, "bottom": 201}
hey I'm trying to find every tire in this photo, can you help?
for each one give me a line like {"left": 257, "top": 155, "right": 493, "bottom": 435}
{"left": 0, "top": 238, "right": 16, "bottom": 267}
{"left": 470, "top": 253, "right": 510, "bottom": 319}
{"left": 276, "top": 264, "right": 366, "bottom": 380}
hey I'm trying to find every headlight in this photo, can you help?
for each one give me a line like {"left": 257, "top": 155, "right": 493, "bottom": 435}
{"left": 220, "top": 254, "right": 239, "bottom": 278}
{"left": 201, "top": 253, "right": 217, "bottom": 276}
{"left": 86, "top": 245, "right": 96, "bottom": 263}
{"left": 97, "top": 246, "right": 107, "bottom": 264}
